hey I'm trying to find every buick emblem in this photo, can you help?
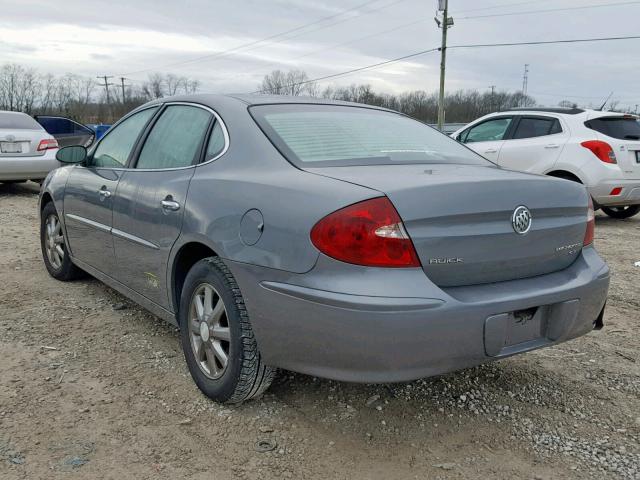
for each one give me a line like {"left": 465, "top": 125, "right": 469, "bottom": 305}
{"left": 512, "top": 206, "right": 532, "bottom": 235}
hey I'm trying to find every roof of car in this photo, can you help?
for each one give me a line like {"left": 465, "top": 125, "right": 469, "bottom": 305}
{"left": 506, "top": 107, "right": 585, "bottom": 114}
{"left": 143, "top": 93, "right": 393, "bottom": 111}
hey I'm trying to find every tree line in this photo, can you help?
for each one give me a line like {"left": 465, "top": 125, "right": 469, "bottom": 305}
{"left": 0, "top": 63, "right": 200, "bottom": 124}
{"left": 0, "top": 63, "right": 631, "bottom": 126}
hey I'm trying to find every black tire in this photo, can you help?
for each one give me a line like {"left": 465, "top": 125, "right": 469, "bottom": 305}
{"left": 601, "top": 205, "right": 640, "bottom": 219}
{"left": 179, "top": 257, "right": 275, "bottom": 404}
{"left": 40, "top": 202, "right": 83, "bottom": 281}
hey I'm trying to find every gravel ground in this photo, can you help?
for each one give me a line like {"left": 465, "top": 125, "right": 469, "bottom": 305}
{"left": 1, "top": 181, "right": 638, "bottom": 480}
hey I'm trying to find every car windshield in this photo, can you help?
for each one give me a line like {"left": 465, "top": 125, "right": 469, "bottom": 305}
{"left": 0, "top": 112, "right": 42, "bottom": 130}
{"left": 585, "top": 116, "right": 640, "bottom": 140}
{"left": 251, "top": 104, "right": 491, "bottom": 167}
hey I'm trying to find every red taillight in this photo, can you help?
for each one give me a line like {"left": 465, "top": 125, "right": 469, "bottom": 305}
{"left": 37, "top": 138, "right": 59, "bottom": 151}
{"left": 583, "top": 196, "right": 595, "bottom": 246}
{"left": 580, "top": 140, "right": 616, "bottom": 164}
{"left": 609, "top": 187, "right": 622, "bottom": 196}
{"left": 310, "top": 197, "right": 420, "bottom": 268}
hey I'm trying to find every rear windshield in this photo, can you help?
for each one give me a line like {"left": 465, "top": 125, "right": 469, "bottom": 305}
{"left": 0, "top": 112, "right": 42, "bottom": 130}
{"left": 250, "top": 104, "right": 491, "bottom": 167}
{"left": 585, "top": 116, "right": 640, "bottom": 140}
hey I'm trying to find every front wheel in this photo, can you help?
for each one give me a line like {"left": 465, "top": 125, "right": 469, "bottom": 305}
{"left": 179, "top": 257, "right": 275, "bottom": 404}
{"left": 601, "top": 205, "right": 640, "bottom": 219}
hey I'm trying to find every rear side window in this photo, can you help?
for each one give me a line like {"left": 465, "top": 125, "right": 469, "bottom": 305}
{"left": 91, "top": 107, "right": 158, "bottom": 168}
{"left": 463, "top": 118, "right": 512, "bottom": 143}
{"left": 38, "top": 117, "right": 73, "bottom": 134}
{"left": 512, "top": 117, "right": 562, "bottom": 139}
{"left": 251, "top": 104, "right": 490, "bottom": 167}
{"left": 0, "top": 112, "right": 42, "bottom": 130}
{"left": 205, "top": 121, "right": 226, "bottom": 160}
{"left": 585, "top": 117, "right": 640, "bottom": 140}
{"left": 136, "top": 105, "right": 211, "bottom": 169}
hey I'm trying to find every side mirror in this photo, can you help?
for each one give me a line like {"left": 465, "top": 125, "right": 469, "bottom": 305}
{"left": 56, "top": 145, "right": 87, "bottom": 164}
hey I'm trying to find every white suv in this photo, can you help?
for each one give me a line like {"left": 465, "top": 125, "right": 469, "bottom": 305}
{"left": 452, "top": 108, "right": 640, "bottom": 218}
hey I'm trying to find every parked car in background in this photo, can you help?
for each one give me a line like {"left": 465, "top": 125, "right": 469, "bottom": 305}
{"left": 429, "top": 122, "right": 467, "bottom": 135}
{"left": 0, "top": 111, "right": 60, "bottom": 183}
{"left": 453, "top": 108, "right": 640, "bottom": 218}
{"left": 87, "top": 124, "right": 112, "bottom": 140}
{"left": 40, "top": 95, "right": 609, "bottom": 404}
{"left": 35, "top": 115, "right": 95, "bottom": 148}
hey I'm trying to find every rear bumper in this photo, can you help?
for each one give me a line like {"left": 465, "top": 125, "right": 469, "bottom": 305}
{"left": 0, "top": 150, "right": 60, "bottom": 181}
{"left": 588, "top": 179, "right": 640, "bottom": 206}
{"left": 227, "top": 247, "right": 610, "bottom": 383}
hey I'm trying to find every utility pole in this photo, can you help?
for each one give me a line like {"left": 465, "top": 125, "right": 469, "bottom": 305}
{"left": 489, "top": 85, "right": 496, "bottom": 112}
{"left": 521, "top": 64, "right": 529, "bottom": 107}
{"left": 436, "top": 0, "right": 453, "bottom": 130}
{"left": 119, "top": 77, "right": 129, "bottom": 103}
{"left": 97, "top": 75, "right": 114, "bottom": 104}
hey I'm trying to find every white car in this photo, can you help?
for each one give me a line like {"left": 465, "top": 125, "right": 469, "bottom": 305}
{"left": 0, "top": 111, "right": 60, "bottom": 183}
{"left": 452, "top": 108, "right": 640, "bottom": 218}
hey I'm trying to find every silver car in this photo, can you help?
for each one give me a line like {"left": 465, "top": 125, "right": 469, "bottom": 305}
{"left": 0, "top": 111, "right": 61, "bottom": 183}
{"left": 39, "top": 95, "right": 610, "bottom": 404}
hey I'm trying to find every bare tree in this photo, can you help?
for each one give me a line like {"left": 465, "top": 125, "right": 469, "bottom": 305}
{"left": 142, "top": 73, "right": 165, "bottom": 100}
{"left": 165, "top": 74, "right": 183, "bottom": 96}
{"left": 259, "top": 69, "right": 316, "bottom": 96}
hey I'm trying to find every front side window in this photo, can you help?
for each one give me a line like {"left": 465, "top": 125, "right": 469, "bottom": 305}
{"left": 136, "top": 105, "right": 211, "bottom": 169}
{"left": 512, "top": 117, "right": 561, "bottom": 139}
{"left": 91, "top": 107, "right": 158, "bottom": 168}
{"left": 464, "top": 118, "right": 513, "bottom": 143}
{"left": 251, "top": 104, "right": 491, "bottom": 167}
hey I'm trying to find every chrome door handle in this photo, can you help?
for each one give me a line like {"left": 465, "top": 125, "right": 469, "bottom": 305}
{"left": 161, "top": 200, "right": 180, "bottom": 211}
{"left": 545, "top": 144, "right": 560, "bottom": 149}
{"left": 99, "top": 189, "right": 111, "bottom": 198}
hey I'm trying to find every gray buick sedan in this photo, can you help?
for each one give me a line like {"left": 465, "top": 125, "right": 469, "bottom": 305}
{"left": 39, "top": 94, "right": 610, "bottom": 404}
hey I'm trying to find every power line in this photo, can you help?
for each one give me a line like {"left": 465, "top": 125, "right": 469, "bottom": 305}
{"left": 448, "top": 35, "right": 640, "bottom": 49}
{"left": 118, "top": 0, "right": 405, "bottom": 77}
{"left": 225, "top": 17, "right": 427, "bottom": 86}
{"left": 250, "top": 34, "right": 640, "bottom": 94}
{"left": 252, "top": 48, "right": 440, "bottom": 93}
{"left": 450, "top": 0, "right": 554, "bottom": 14}
{"left": 459, "top": 1, "right": 640, "bottom": 20}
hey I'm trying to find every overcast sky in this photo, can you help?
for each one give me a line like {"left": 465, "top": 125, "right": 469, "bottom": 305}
{"left": 1, "top": 0, "right": 639, "bottom": 108}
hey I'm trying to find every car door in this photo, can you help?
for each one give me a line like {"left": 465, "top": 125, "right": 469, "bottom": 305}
{"left": 458, "top": 116, "right": 514, "bottom": 163}
{"left": 63, "top": 107, "right": 159, "bottom": 277}
{"left": 497, "top": 115, "right": 568, "bottom": 173}
{"left": 111, "top": 103, "right": 214, "bottom": 308}
{"left": 35, "top": 115, "right": 96, "bottom": 147}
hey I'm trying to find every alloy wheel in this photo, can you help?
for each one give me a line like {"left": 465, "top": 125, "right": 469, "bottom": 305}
{"left": 188, "top": 283, "right": 231, "bottom": 379}
{"left": 45, "top": 214, "right": 65, "bottom": 270}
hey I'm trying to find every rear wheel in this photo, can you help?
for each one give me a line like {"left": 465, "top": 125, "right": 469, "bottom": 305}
{"left": 40, "top": 202, "right": 82, "bottom": 280}
{"left": 179, "top": 257, "right": 275, "bottom": 404}
{"left": 601, "top": 205, "right": 640, "bottom": 219}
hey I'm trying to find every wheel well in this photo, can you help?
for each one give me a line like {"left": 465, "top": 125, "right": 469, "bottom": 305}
{"left": 172, "top": 242, "right": 217, "bottom": 314}
{"left": 40, "top": 192, "right": 53, "bottom": 211}
{"left": 546, "top": 170, "right": 582, "bottom": 183}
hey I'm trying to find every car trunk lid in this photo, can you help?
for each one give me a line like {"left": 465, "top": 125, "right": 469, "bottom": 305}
{"left": 306, "top": 164, "right": 588, "bottom": 287}
{"left": 0, "top": 128, "right": 46, "bottom": 157}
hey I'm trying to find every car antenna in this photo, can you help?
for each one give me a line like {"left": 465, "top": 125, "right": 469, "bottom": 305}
{"left": 597, "top": 92, "right": 614, "bottom": 111}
